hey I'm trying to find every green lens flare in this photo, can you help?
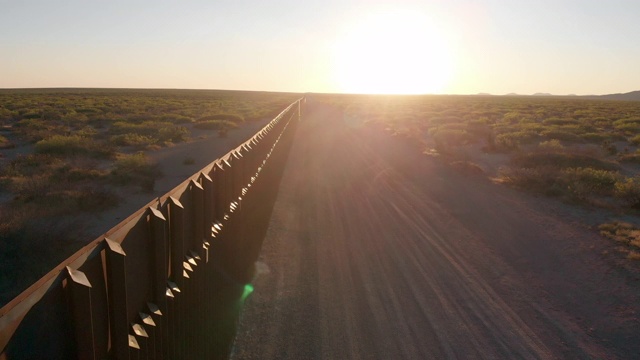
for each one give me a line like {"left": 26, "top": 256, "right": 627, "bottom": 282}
{"left": 241, "top": 284, "right": 254, "bottom": 301}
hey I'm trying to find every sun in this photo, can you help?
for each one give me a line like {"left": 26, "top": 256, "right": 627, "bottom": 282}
{"left": 332, "top": 10, "right": 454, "bottom": 95}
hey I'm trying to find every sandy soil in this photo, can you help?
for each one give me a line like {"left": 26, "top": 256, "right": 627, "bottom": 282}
{"left": 230, "top": 100, "right": 640, "bottom": 359}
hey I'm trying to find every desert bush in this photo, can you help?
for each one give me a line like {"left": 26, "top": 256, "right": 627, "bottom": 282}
{"left": 0, "top": 135, "right": 13, "bottom": 149}
{"left": 110, "top": 133, "right": 156, "bottom": 147}
{"left": 599, "top": 221, "right": 640, "bottom": 260}
{"left": 50, "top": 165, "right": 107, "bottom": 183}
{"left": 613, "top": 118, "right": 640, "bottom": 127}
{"left": 429, "top": 116, "right": 463, "bottom": 125}
{"left": 1, "top": 154, "right": 63, "bottom": 177}
{"left": 75, "top": 126, "right": 98, "bottom": 138}
{"left": 494, "top": 131, "right": 539, "bottom": 151}
{"left": 580, "top": 132, "right": 625, "bottom": 144}
{"left": 0, "top": 107, "right": 15, "bottom": 122}
{"left": 614, "top": 122, "right": 640, "bottom": 134}
{"left": 110, "top": 152, "right": 161, "bottom": 192}
{"left": 541, "top": 129, "right": 583, "bottom": 143}
{"left": 61, "top": 112, "right": 88, "bottom": 123}
{"left": 499, "top": 166, "right": 565, "bottom": 196}
{"left": 109, "top": 121, "right": 155, "bottom": 136}
{"left": 561, "top": 167, "right": 620, "bottom": 198}
{"left": 35, "top": 135, "right": 113, "bottom": 158}
{"left": 501, "top": 112, "right": 522, "bottom": 124}
{"left": 9, "top": 175, "right": 51, "bottom": 202}
{"left": 159, "top": 114, "right": 194, "bottom": 124}
{"left": 618, "top": 151, "right": 640, "bottom": 163}
{"left": 431, "top": 128, "right": 473, "bottom": 153}
{"left": 198, "top": 113, "right": 244, "bottom": 123}
{"left": 542, "top": 117, "right": 579, "bottom": 126}
{"left": 511, "top": 152, "right": 618, "bottom": 171}
{"left": 615, "top": 177, "right": 640, "bottom": 208}
{"left": 20, "top": 111, "right": 42, "bottom": 119}
{"left": 194, "top": 120, "right": 238, "bottom": 130}
{"left": 158, "top": 125, "right": 189, "bottom": 143}
{"left": 13, "top": 118, "right": 62, "bottom": 142}
{"left": 109, "top": 121, "right": 188, "bottom": 145}
{"left": 538, "top": 139, "right": 564, "bottom": 152}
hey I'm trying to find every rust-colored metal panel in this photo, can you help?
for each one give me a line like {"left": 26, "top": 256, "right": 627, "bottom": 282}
{"left": 119, "top": 213, "right": 153, "bottom": 324}
{"left": 105, "top": 238, "right": 131, "bottom": 360}
{"left": 1, "top": 274, "right": 74, "bottom": 359}
{"left": 76, "top": 252, "right": 109, "bottom": 359}
{"left": 67, "top": 267, "right": 97, "bottom": 360}
{"left": 149, "top": 207, "right": 168, "bottom": 359}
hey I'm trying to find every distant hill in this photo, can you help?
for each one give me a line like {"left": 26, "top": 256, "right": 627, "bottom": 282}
{"left": 593, "top": 90, "right": 640, "bottom": 101}
{"left": 493, "top": 90, "right": 640, "bottom": 101}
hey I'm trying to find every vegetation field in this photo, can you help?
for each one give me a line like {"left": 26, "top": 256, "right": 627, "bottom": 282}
{"left": 0, "top": 88, "right": 299, "bottom": 305}
{"left": 313, "top": 93, "right": 640, "bottom": 262}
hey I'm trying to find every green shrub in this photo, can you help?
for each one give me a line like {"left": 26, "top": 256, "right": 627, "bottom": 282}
{"left": 629, "top": 134, "right": 640, "bottom": 145}
{"left": 35, "top": 135, "right": 113, "bottom": 158}
{"left": 431, "top": 128, "right": 473, "bottom": 152}
{"left": 542, "top": 117, "right": 579, "bottom": 126}
{"left": 561, "top": 167, "right": 620, "bottom": 198}
{"left": 615, "top": 177, "right": 640, "bottom": 208}
{"left": 1, "top": 154, "right": 60, "bottom": 177}
{"left": 158, "top": 125, "right": 189, "bottom": 143}
{"left": 499, "top": 166, "right": 564, "bottom": 195}
{"left": 109, "top": 121, "right": 188, "bottom": 145}
{"left": 50, "top": 166, "right": 107, "bottom": 183}
{"left": 613, "top": 118, "right": 640, "bottom": 127}
{"left": 194, "top": 120, "right": 238, "bottom": 130}
{"left": 618, "top": 152, "right": 640, "bottom": 163}
{"left": 110, "top": 153, "right": 161, "bottom": 192}
{"left": 0, "top": 135, "right": 13, "bottom": 149}
{"left": 538, "top": 139, "right": 564, "bottom": 152}
{"left": 110, "top": 133, "right": 156, "bottom": 147}
{"left": 13, "top": 118, "right": 59, "bottom": 142}
{"left": 197, "top": 113, "right": 244, "bottom": 123}
{"left": 541, "top": 129, "right": 583, "bottom": 143}
{"left": 494, "top": 131, "right": 539, "bottom": 151}
{"left": 20, "top": 111, "right": 41, "bottom": 119}
{"left": 511, "top": 152, "right": 618, "bottom": 171}
{"left": 581, "top": 133, "right": 611, "bottom": 144}
{"left": 159, "top": 114, "right": 194, "bottom": 124}
{"left": 614, "top": 123, "right": 640, "bottom": 134}
{"left": 599, "top": 221, "right": 640, "bottom": 256}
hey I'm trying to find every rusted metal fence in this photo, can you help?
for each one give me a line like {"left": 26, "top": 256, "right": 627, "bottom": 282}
{"left": 0, "top": 98, "right": 304, "bottom": 359}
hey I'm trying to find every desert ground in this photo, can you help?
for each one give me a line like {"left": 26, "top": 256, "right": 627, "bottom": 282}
{"left": 230, "top": 99, "right": 640, "bottom": 359}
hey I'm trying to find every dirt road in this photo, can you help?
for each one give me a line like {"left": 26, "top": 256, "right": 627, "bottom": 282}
{"left": 231, "top": 100, "right": 640, "bottom": 359}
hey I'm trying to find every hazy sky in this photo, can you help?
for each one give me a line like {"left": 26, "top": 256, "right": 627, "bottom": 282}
{"left": 1, "top": 0, "right": 639, "bottom": 95}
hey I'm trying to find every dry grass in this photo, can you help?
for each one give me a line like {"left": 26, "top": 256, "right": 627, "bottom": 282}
{"left": 599, "top": 221, "right": 640, "bottom": 261}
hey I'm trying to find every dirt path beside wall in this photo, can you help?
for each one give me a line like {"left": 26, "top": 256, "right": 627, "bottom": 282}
{"left": 231, "top": 100, "right": 640, "bottom": 359}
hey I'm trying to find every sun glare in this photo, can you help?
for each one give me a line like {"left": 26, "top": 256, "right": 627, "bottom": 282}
{"left": 333, "top": 10, "right": 454, "bottom": 95}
